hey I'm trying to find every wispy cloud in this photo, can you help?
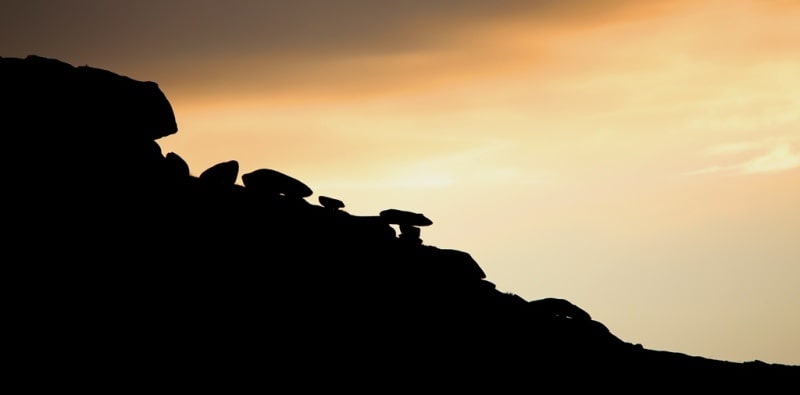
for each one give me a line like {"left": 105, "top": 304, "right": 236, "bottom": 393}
{"left": 684, "top": 165, "right": 729, "bottom": 176}
{"left": 739, "top": 144, "right": 800, "bottom": 174}
{"left": 687, "top": 140, "right": 800, "bottom": 176}
{"left": 705, "top": 141, "right": 763, "bottom": 155}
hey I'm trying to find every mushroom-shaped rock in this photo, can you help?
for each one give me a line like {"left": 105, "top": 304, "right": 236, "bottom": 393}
{"left": 199, "top": 160, "right": 239, "bottom": 186}
{"left": 319, "top": 195, "right": 345, "bottom": 210}
{"left": 379, "top": 209, "right": 433, "bottom": 226}
{"left": 241, "top": 168, "right": 313, "bottom": 198}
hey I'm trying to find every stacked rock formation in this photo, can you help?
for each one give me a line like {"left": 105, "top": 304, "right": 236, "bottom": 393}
{"left": 379, "top": 208, "right": 433, "bottom": 244}
{"left": 3, "top": 55, "right": 797, "bottom": 390}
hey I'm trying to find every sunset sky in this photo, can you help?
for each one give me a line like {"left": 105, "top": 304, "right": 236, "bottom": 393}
{"left": 3, "top": 0, "right": 798, "bottom": 365}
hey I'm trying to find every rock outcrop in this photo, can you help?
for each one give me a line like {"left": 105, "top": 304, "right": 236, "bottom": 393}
{"left": 3, "top": 55, "right": 797, "bottom": 390}
{"left": 318, "top": 195, "right": 345, "bottom": 210}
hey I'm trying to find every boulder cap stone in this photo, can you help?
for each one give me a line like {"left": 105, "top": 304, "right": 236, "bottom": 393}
{"left": 379, "top": 208, "right": 433, "bottom": 226}
{"left": 241, "top": 168, "right": 313, "bottom": 198}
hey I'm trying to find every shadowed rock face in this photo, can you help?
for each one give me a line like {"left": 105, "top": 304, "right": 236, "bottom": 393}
{"left": 2, "top": 55, "right": 177, "bottom": 141}
{"left": 4, "top": 55, "right": 797, "bottom": 389}
{"left": 2, "top": 55, "right": 178, "bottom": 197}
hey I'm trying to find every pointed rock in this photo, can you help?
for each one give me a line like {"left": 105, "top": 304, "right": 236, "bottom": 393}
{"left": 379, "top": 209, "right": 433, "bottom": 226}
{"left": 433, "top": 248, "right": 486, "bottom": 280}
{"left": 319, "top": 195, "right": 345, "bottom": 210}
{"left": 164, "top": 152, "right": 190, "bottom": 178}
{"left": 241, "top": 168, "right": 313, "bottom": 198}
{"left": 199, "top": 160, "right": 239, "bottom": 186}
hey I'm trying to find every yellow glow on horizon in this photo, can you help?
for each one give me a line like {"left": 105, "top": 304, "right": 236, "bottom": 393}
{"left": 151, "top": 0, "right": 800, "bottom": 365}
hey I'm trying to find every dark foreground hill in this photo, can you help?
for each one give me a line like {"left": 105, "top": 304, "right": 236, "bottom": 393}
{"left": 3, "top": 55, "right": 797, "bottom": 390}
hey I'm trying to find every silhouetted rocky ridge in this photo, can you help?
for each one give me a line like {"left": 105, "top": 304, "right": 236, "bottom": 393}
{"left": 3, "top": 55, "right": 797, "bottom": 389}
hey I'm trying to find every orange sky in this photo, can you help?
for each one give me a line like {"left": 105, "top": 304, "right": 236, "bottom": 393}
{"left": 3, "top": 0, "right": 798, "bottom": 365}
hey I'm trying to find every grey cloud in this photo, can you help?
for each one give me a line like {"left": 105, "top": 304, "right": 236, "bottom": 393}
{"left": 2, "top": 0, "right": 637, "bottom": 62}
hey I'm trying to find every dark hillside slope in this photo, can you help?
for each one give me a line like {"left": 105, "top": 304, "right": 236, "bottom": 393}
{"left": 3, "top": 55, "right": 797, "bottom": 389}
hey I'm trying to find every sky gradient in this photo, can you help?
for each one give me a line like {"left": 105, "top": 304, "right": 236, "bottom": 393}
{"left": 3, "top": 0, "right": 798, "bottom": 365}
